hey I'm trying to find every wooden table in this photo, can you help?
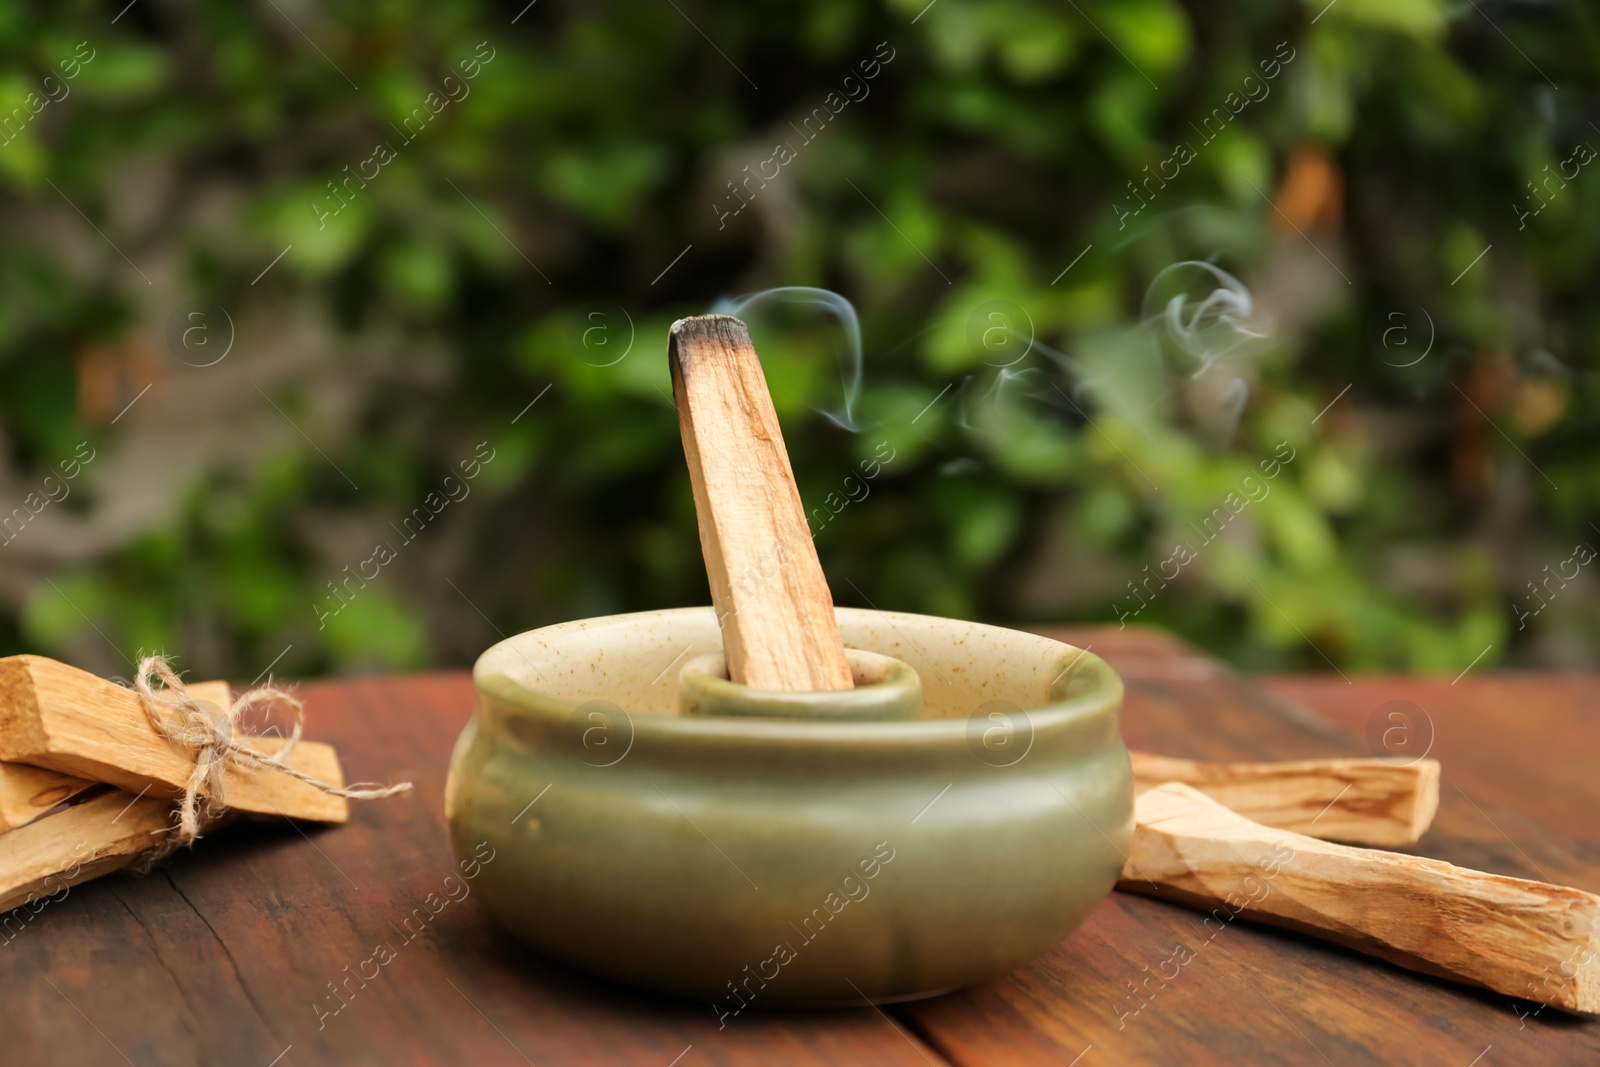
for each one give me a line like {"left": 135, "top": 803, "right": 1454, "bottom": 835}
{"left": 5, "top": 627, "right": 1596, "bottom": 1066}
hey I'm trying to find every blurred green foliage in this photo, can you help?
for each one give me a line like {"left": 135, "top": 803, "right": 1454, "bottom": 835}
{"left": 0, "top": 0, "right": 1595, "bottom": 679}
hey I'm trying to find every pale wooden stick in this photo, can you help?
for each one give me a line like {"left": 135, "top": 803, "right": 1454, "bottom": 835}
{"left": 0, "top": 789, "right": 180, "bottom": 913}
{"left": 0, "top": 658, "right": 348, "bottom": 824}
{"left": 0, "top": 764, "right": 91, "bottom": 835}
{"left": 1120, "top": 783, "right": 1600, "bottom": 1013}
{"left": 669, "top": 315, "right": 853, "bottom": 691}
{"left": 0, "top": 679, "right": 236, "bottom": 833}
{"left": 1130, "top": 751, "right": 1440, "bottom": 846}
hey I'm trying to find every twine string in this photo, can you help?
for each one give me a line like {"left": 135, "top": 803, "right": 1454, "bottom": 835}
{"left": 133, "top": 655, "right": 412, "bottom": 854}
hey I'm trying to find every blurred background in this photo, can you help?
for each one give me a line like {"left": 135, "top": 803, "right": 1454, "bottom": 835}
{"left": 0, "top": 0, "right": 1594, "bottom": 682}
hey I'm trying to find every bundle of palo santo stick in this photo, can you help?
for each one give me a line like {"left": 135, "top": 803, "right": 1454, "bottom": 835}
{"left": 0, "top": 654, "right": 407, "bottom": 915}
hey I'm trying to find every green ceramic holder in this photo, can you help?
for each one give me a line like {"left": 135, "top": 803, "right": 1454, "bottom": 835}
{"left": 446, "top": 605, "right": 1132, "bottom": 1008}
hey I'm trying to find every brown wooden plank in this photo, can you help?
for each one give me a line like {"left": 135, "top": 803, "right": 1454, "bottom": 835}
{"left": 895, "top": 628, "right": 1600, "bottom": 1066}
{"left": 7, "top": 634, "right": 1594, "bottom": 1065}
{"left": 1, "top": 673, "right": 951, "bottom": 1067}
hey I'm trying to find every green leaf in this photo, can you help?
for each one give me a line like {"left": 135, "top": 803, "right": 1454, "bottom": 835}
{"left": 1097, "top": 0, "right": 1191, "bottom": 76}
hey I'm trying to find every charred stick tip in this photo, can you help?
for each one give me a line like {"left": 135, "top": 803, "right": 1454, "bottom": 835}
{"left": 669, "top": 315, "right": 754, "bottom": 378}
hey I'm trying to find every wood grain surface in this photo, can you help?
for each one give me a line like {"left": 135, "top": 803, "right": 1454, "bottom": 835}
{"left": 2, "top": 631, "right": 1596, "bottom": 1065}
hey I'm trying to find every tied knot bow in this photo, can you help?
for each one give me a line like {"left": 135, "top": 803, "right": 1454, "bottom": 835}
{"left": 134, "top": 655, "right": 411, "bottom": 852}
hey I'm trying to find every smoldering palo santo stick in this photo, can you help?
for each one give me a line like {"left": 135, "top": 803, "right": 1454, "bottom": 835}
{"left": 669, "top": 314, "right": 854, "bottom": 692}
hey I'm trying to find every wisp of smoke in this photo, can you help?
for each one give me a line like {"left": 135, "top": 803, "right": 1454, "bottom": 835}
{"left": 1140, "top": 260, "right": 1269, "bottom": 379}
{"left": 711, "top": 287, "right": 864, "bottom": 431}
{"left": 1136, "top": 260, "right": 1276, "bottom": 445}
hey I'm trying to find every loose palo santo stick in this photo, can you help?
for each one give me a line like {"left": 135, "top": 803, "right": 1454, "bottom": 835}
{"left": 0, "top": 657, "right": 349, "bottom": 823}
{"left": 1130, "top": 751, "right": 1441, "bottom": 846}
{"left": 669, "top": 315, "right": 854, "bottom": 691}
{"left": 1120, "top": 783, "right": 1600, "bottom": 1013}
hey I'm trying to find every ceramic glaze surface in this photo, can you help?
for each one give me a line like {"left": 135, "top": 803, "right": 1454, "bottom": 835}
{"left": 446, "top": 606, "right": 1132, "bottom": 1007}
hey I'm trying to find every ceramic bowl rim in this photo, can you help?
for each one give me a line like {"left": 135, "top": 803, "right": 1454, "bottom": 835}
{"left": 472, "top": 605, "right": 1123, "bottom": 747}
